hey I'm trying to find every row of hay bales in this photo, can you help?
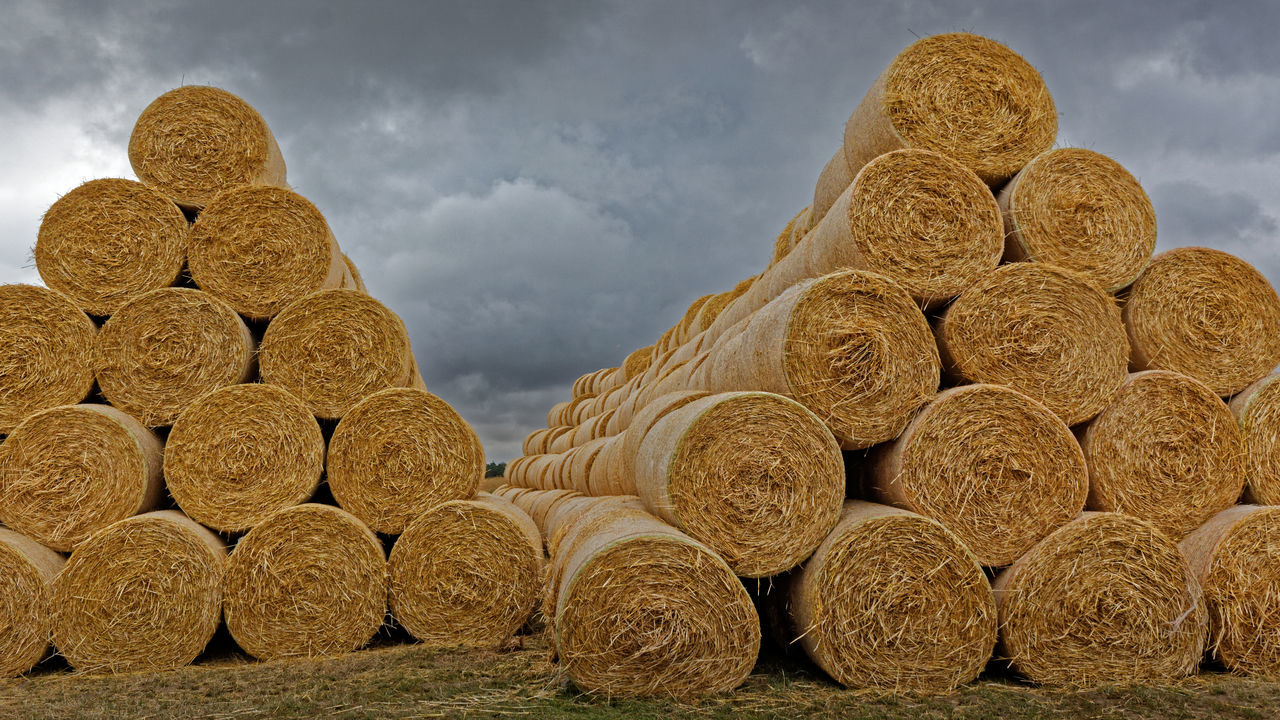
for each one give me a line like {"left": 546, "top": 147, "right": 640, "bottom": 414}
{"left": 497, "top": 33, "right": 1280, "bottom": 697}
{"left": 0, "top": 88, "right": 548, "bottom": 676}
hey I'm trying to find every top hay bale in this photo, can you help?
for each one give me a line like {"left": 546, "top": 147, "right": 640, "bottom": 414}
{"left": 0, "top": 284, "right": 96, "bottom": 435}
{"left": 129, "top": 86, "right": 286, "bottom": 210}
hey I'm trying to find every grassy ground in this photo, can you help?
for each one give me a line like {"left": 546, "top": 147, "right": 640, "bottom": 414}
{"left": 1, "top": 634, "right": 1275, "bottom": 720}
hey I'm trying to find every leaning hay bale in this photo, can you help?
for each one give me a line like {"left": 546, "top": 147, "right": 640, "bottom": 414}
{"left": 94, "top": 288, "right": 255, "bottom": 426}
{"left": 993, "top": 512, "right": 1206, "bottom": 686}
{"left": 866, "top": 384, "right": 1088, "bottom": 567}
{"left": 784, "top": 501, "right": 996, "bottom": 692}
{"left": 635, "top": 391, "right": 844, "bottom": 578}
{"left": 129, "top": 85, "right": 286, "bottom": 210}
{"left": 389, "top": 494, "right": 543, "bottom": 649}
{"left": 343, "top": 253, "right": 369, "bottom": 294}
{"left": 189, "top": 185, "right": 352, "bottom": 320}
{"left": 999, "top": 148, "right": 1156, "bottom": 291}
{"left": 937, "top": 262, "right": 1128, "bottom": 426}
{"left": 328, "top": 388, "right": 484, "bottom": 534}
{"left": 0, "top": 285, "right": 96, "bottom": 434}
{"left": 1081, "top": 370, "right": 1245, "bottom": 539}
{"left": 223, "top": 503, "right": 386, "bottom": 660}
{"left": 709, "top": 269, "right": 939, "bottom": 449}
{"left": 35, "top": 178, "right": 187, "bottom": 316}
{"left": 1231, "top": 372, "right": 1280, "bottom": 504}
{"left": 0, "top": 529, "right": 63, "bottom": 678}
{"left": 259, "top": 289, "right": 413, "bottom": 419}
{"left": 50, "top": 510, "right": 226, "bottom": 673}
{"left": 1125, "top": 247, "right": 1280, "bottom": 396}
{"left": 165, "top": 383, "right": 324, "bottom": 533}
{"left": 1181, "top": 505, "right": 1280, "bottom": 676}
{"left": 553, "top": 506, "right": 759, "bottom": 698}
{"left": 0, "top": 404, "right": 163, "bottom": 552}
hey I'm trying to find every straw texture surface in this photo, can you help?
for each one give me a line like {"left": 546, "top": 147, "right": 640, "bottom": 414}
{"left": 0, "top": 528, "right": 64, "bottom": 678}
{"left": 1231, "top": 372, "right": 1280, "bottom": 504}
{"left": 0, "top": 284, "right": 96, "bottom": 434}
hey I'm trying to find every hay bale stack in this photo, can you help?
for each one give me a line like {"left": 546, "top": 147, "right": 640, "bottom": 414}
{"left": 35, "top": 178, "right": 187, "bottom": 317}
{"left": 937, "top": 262, "right": 1128, "bottom": 426}
{"left": 998, "top": 148, "right": 1156, "bottom": 291}
{"left": 128, "top": 85, "right": 286, "bottom": 210}
{"left": 1181, "top": 505, "right": 1280, "bottom": 676}
{"left": 259, "top": 288, "right": 413, "bottom": 419}
{"left": 707, "top": 269, "right": 940, "bottom": 449}
{"left": 550, "top": 502, "right": 759, "bottom": 698}
{"left": 189, "top": 185, "right": 354, "bottom": 320}
{"left": 1125, "top": 247, "right": 1280, "bottom": 396}
{"left": 1231, "top": 372, "right": 1280, "bottom": 504}
{"left": 782, "top": 501, "right": 996, "bottom": 692}
{"left": 0, "top": 284, "right": 96, "bottom": 434}
{"left": 866, "top": 384, "right": 1088, "bottom": 567}
{"left": 993, "top": 512, "right": 1206, "bottom": 686}
{"left": 94, "top": 287, "right": 255, "bottom": 426}
{"left": 50, "top": 510, "right": 226, "bottom": 673}
{"left": 389, "top": 494, "right": 543, "bottom": 649}
{"left": 0, "top": 404, "right": 163, "bottom": 552}
{"left": 1081, "top": 371, "right": 1245, "bottom": 539}
{"left": 165, "top": 383, "right": 325, "bottom": 533}
{"left": 223, "top": 503, "right": 386, "bottom": 660}
{"left": 327, "top": 388, "right": 484, "bottom": 534}
{"left": 0, "top": 529, "right": 64, "bottom": 678}
{"left": 634, "top": 391, "right": 844, "bottom": 578}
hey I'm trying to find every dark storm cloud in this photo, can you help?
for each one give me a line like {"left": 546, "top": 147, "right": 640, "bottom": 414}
{"left": 3, "top": 0, "right": 1279, "bottom": 460}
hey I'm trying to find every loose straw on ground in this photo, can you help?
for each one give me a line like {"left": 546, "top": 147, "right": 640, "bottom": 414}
{"left": 1182, "top": 505, "right": 1280, "bottom": 677}
{"left": 866, "top": 384, "right": 1088, "bottom": 567}
{"left": 35, "top": 178, "right": 188, "bottom": 316}
{"left": 165, "top": 383, "right": 324, "bottom": 533}
{"left": 1232, "top": 372, "right": 1280, "bottom": 504}
{"left": 0, "top": 528, "right": 64, "bottom": 678}
{"left": 1081, "top": 371, "right": 1245, "bottom": 539}
{"left": 223, "top": 503, "right": 386, "bottom": 660}
{"left": 328, "top": 388, "right": 485, "bottom": 534}
{"left": 259, "top": 289, "right": 413, "bottom": 419}
{"left": 0, "top": 404, "right": 163, "bottom": 552}
{"left": 129, "top": 85, "right": 286, "bottom": 210}
{"left": 937, "top": 262, "right": 1128, "bottom": 426}
{"left": 1125, "top": 247, "right": 1280, "bottom": 397}
{"left": 993, "top": 512, "right": 1207, "bottom": 686}
{"left": 94, "top": 287, "right": 256, "bottom": 426}
{"left": 783, "top": 501, "right": 996, "bottom": 692}
{"left": 389, "top": 494, "right": 543, "bottom": 649}
{"left": 50, "top": 510, "right": 226, "bottom": 674}
{"left": 0, "top": 284, "right": 96, "bottom": 434}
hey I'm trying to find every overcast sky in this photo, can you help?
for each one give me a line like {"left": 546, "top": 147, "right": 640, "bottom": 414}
{"left": 3, "top": 1, "right": 1279, "bottom": 461}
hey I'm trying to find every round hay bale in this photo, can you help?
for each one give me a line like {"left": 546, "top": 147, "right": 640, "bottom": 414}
{"left": 94, "top": 288, "right": 255, "bottom": 426}
{"left": 937, "top": 262, "right": 1128, "bottom": 426}
{"left": 999, "top": 148, "right": 1156, "bottom": 291}
{"left": 785, "top": 501, "right": 996, "bottom": 692}
{"left": 622, "top": 346, "right": 653, "bottom": 380}
{"left": 129, "top": 85, "right": 286, "bottom": 210}
{"left": 165, "top": 383, "right": 324, "bottom": 533}
{"left": 553, "top": 506, "right": 759, "bottom": 698}
{"left": 1125, "top": 247, "right": 1280, "bottom": 396}
{"left": 993, "top": 512, "right": 1206, "bottom": 686}
{"left": 523, "top": 428, "right": 550, "bottom": 456}
{"left": 618, "top": 390, "right": 711, "bottom": 495}
{"left": 259, "top": 289, "right": 413, "bottom": 419}
{"left": 189, "top": 185, "right": 352, "bottom": 320}
{"left": 223, "top": 503, "right": 386, "bottom": 660}
{"left": 0, "top": 529, "right": 63, "bottom": 678}
{"left": 1081, "top": 370, "right": 1245, "bottom": 539}
{"left": 547, "top": 401, "right": 571, "bottom": 427}
{"left": 35, "top": 178, "right": 187, "bottom": 316}
{"left": 1232, "top": 372, "right": 1280, "bottom": 504}
{"left": 635, "top": 391, "right": 844, "bottom": 578}
{"left": 342, "top": 253, "right": 368, "bottom": 294}
{"left": 328, "top": 388, "right": 484, "bottom": 535}
{"left": 0, "top": 284, "right": 96, "bottom": 434}
{"left": 867, "top": 384, "right": 1088, "bottom": 567}
{"left": 0, "top": 404, "right": 163, "bottom": 552}
{"left": 769, "top": 208, "right": 807, "bottom": 267}
{"left": 709, "top": 269, "right": 940, "bottom": 449}
{"left": 1181, "top": 505, "right": 1280, "bottom": 676}
{"left": 389, "top": 494, "right": 543, "bottom": 649}
{"left": 51, "top": 510, "right": 226, "bottom": 673}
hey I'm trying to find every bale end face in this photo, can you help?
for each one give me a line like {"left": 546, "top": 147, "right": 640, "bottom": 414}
{"left": 1232, "top": 372, "right": 1280, "bottom": 504}
{"left": 0, "top": 284, "right": 96, "bottom": 434}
